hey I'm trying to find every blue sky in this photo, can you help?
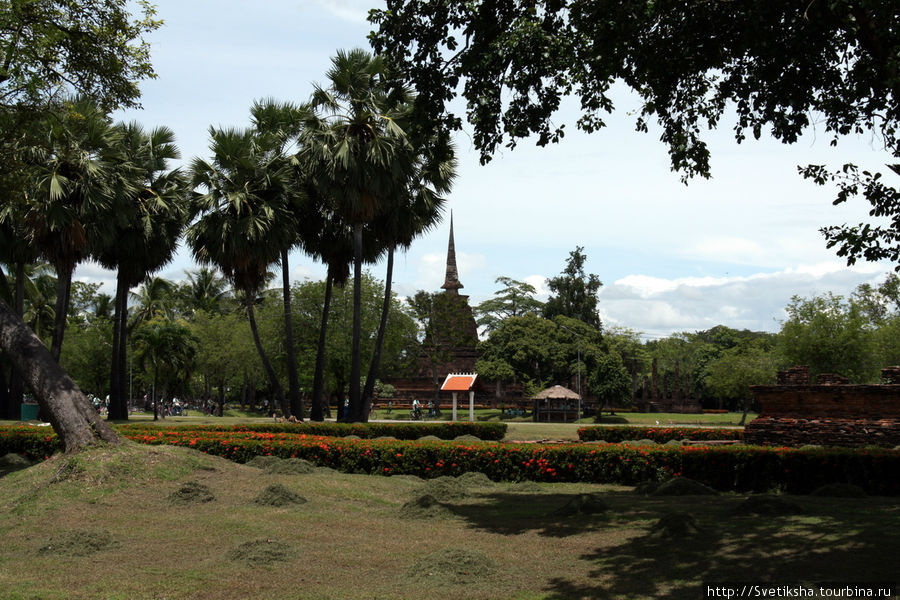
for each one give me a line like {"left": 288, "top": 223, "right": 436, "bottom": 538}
{"left": 75, "top": 0, "right": 897, "bottom": 339}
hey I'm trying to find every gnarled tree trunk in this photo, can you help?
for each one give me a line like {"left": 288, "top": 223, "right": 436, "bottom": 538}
{"left": 0, "top": 298, "right": 120, "bottom": 452}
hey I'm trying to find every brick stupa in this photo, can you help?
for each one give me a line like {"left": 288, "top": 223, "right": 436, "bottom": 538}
{"left": 416, "top": 214, "right": 479, "bottom": 378}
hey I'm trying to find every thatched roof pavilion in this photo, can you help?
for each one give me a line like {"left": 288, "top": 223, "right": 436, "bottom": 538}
{"left": 532, "top": 385, "right": 580, "bottom": 400}
{"left": 531, "top": 385, "right": 581, "bottom": 422}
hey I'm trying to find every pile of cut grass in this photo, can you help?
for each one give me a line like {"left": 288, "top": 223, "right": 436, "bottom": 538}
{"left": 254, "top": 483, "right": 307, "bottom": 507}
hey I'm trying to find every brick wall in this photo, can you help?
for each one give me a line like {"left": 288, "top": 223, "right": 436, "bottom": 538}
{"left": 744, "top": 367, "right": 900, "bottom": 447}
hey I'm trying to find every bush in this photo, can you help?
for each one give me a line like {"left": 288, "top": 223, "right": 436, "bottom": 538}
{"left": 578, "top": 426, "right": 742, "bottom": 444}
{"left": 3, "top": 425, "right": 898, "bottom": 495}
{"left": 0, "top": 426, "right": 61, "bottom": 459}
{"left": 116, "top": 421, "right": 507, "bottom": 441}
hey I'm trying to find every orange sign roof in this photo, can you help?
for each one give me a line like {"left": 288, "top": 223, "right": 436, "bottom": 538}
{"left": 441, "top": 373, "right": 477, "bottom": 391}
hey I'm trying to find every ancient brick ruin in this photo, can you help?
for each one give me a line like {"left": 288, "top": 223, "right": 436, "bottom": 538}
{"left": 633, "top": 358, "right": 702, "bottom": 413}
{"left": 743, "top": 366, "right": 900, "bottom": 448}
{"left": 414, "top": 214, "right": 479, "bottom": 380}
{"left": 385, "top": 217, "right": 484, "bottom": 405}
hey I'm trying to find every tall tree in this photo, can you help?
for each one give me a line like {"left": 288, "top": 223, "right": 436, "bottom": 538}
{"left": 301, "top": 205, "right": 353, "bottom": 421}
{"left": 249, "top": 98, "right": 307, "bottom": 419}
{"left": 93, "top": 122, "right": 187, "bottom": 420}
{"left": 778, "top": 292, "right": 878, "bottom": 383}
{"left": 543, "top": 246, "right": 603, "bottom": 329}
{"left": 299, "top": 48, "right": 418, "bottom": 422}
{"left": 187, "top": 127, "right": 296, "bottom": 417}
{"left": 360, "top": 137, "right": 456, "bottom": 418}
{"left": 25, "top": 98, "right": 123, "bottom": 362}
{"left": 180, "top": 268, "right": 230, "bottom": 316}
{"left": 475, "top": 276, "right": 545, "bottom": 334}
{"left": 0, "top": 0, "right": 158, "bottom": 451}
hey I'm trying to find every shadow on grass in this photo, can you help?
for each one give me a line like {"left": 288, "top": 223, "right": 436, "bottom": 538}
{"left": 444, "top": 492, "right": 616, "bottom": 538}
{"left": 539, "top": 496, "right": 900, "bottom": 600}
{"left": 437, "top": 486, "right": 900, "bottom": 598}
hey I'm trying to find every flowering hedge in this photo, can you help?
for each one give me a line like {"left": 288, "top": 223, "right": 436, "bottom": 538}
{"left": 0, "top": 425, "right": 59, "bottom": 459}
{"left": 115, "top": 421, "right": 507, "bottom": 441}
{"left": 578, "top": 425, "right": 743, "bottom": 443}
{"left": 2, "top": 425, "right": 897, "bottom": 494}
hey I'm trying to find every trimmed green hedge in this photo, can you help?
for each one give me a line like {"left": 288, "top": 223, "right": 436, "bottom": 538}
{"left": 2, "top": 425, "right": 897, "bottom": 495}
{"left": 114, "top": 421, "right": 507, "bottom": 441}
{"left": 578, "top": 425, "right": 743, "bottom": 443}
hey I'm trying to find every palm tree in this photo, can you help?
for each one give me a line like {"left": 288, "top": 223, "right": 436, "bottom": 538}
{"left": 298, "top": 48, "right": 418, "bottom": 422}
{"left": 132, "top": 317, "right": 197, "bottom": 421}
{"left": 24, "top": 98, "right": 124, "bottom": 361}
{"left": 360, "top": 136, "right": 457, "bottom": 418}
{"left": 297, "top": 196, "right": 353, "bottom": 421}
{"left": 0, "top": 102, "right": 119, "bottom": 450}
{"left": 129, "top": 276, "right": 176, "bottom": 329}
{"left": 250, "top": 98, "right": 307, "bottom": 419}
{"left": 20, "top": 264, "right": 57, "bottom": 341}
{"left": 89, "top": 293, "right": 114, "bottom": 322}
{"left": 187, "top": 126, "right": 296, "bottom": 417}
{"left": 183, "top": 267, "right": 230, "bottom": 315}
{"left": 93, "top": 122, "right": 187, "bottom": 420}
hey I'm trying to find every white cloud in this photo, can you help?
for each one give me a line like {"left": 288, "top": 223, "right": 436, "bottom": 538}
{"left": 524, "top": 275, "right": 550, "bottom": 299}
{"left": 73, "top": 262, "right": 117, "bottom": 296}
{"left": 600, "top": 262, "right": 890, "bottom": 338}
{"left": 290, "top": 263, "right": 321, "bottom": 282}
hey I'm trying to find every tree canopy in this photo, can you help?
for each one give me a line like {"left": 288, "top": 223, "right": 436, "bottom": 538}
{"left": 475, "top": 276, "right": 544, "bottom": 334}
{"left": 370, "top": 1, "right": 898, "bottom": 173}
{"left": 543, "top": 246, "right": 602, "bottom": 329}
{"left": 0, "top": 0, "right": 159, "bottom": 111}
{"left": 370, "top": 1, "right": 900, "bottom": 267}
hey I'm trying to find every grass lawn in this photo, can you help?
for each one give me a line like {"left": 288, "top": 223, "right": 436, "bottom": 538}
{"left": 0, "top": 443, "right": 895, "bottom": 600}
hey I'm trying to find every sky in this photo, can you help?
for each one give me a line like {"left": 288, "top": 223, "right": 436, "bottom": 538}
{"left": 74, "top": 0, "right": 898, "bottom": 340}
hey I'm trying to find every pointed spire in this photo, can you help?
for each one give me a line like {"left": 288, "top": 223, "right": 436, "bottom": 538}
{"left": 441, "top": 212, "right": 463, "bottom": 293}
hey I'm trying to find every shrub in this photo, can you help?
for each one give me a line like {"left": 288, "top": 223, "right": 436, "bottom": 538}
{"left": 0, "top": 426, "right": 61, "bottom": 459}
{"left": 2, "top": 425, "right": 898, "bottom": 495}
{"left": 116, "top": 421, "right": 507, "bottom": 441}
{"left": 578, "top": 426, "right": 742, "bottom": 444}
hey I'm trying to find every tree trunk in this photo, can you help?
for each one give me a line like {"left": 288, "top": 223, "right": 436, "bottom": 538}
{"left": 50, "top": 263, "right": 74, "bottom": 363}
{"left": 739, "top": 397, "right": 750, "bottom": 426}
{"left": 107, "top": 271, "right": 129, "bottom": 420}
{"left": 0, "top": 298, "right": 120, "bottom": 452}
{"left": 310, "top": 272, "right": 334, "bottom": 422}
{"left": 361, "top": 245, "right": 394, "bottom": 422}
{"left": 281, "top": 247, "right": 303, "bottom": 419}
{"left": 152, "top": 372, "right": 158, "bottom": 421}
{"left": 5, "top": 260, "right": 26, "bottom": 418}
{"left": 116, "top": 277, "right": 129, "bottom": 417}
{"left": 246, "top": 301, "right": 287, "bottom": 416}
{"left": 348, "top": 223, "right": 363, "bottom": 422}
